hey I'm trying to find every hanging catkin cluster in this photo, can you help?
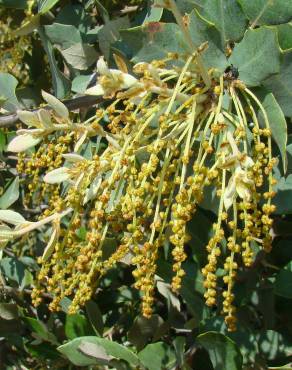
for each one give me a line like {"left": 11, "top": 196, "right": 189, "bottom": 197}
{"left": 1, "top": 2, "right": 276, "bottom": 331}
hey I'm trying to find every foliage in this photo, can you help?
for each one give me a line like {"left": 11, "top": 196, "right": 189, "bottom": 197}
{"left": 0, "top": 0, "right": 292, "bottom": 369}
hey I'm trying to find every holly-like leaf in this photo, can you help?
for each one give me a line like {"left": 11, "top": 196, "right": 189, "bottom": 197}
{"left": 263, "top": 51, "right": 292, "bottom": 117}
{"left": 197, "top": 332, "right": 243, "bottom": 370}
{"left": 229, "top": 27, "right": 281, "bottom": 86}
{"left": 201, "top": 0, "right": 247, "bottom": 46}
{"left": 238, "top": 0, "right": 292, "bottom": 26}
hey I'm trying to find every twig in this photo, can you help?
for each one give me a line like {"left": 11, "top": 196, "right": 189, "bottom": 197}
{"left": 0, "top": 95, "right": 103, "bottom": 128}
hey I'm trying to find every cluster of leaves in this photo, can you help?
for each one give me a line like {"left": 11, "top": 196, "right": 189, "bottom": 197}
{"left": 1, "top": 0, "right": 292, "bottom": 369}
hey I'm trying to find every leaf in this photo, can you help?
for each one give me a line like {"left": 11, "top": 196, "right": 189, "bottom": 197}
{"left": 0, "top": 210, "right": 26, "bottom": 226}
{"left": 138, "top": 342, "right": 176, "bottom": 370}
{"left": 0, "top": 257, "right": 27, "bottom": 285}
{"left": 43, "top": 167, "right": 70, "bottom": 184}
{"left": 273, "top": 175, "right": 292, "bottom": 214}
{"left": 7, "top": 133, "right": 42, "bottom": 153}
{"left": 65, "top": 314, "right": 94, "bottom": 340}
{"left": 0, "top": 0, "right": 28, "bottom": 8}
{"left": 98, "top": 17, "right": 130, "bottom": 60}
{"left": 156, "top": 277, "right": 181, "bottom": 311}
{"left": 85, "top": 301, "right": 104, "bottom": 336}
{"left": 263, "top": 51, "right": 292, "bottom": 118}
{"left": 38, "top": 0, "right": 60, "bottom": 14}
{"left": 0, "top": 177, "right": 20, "bottom": 209}
{"left": 61, "top": 43, "right": 98, "bottom": 70}
{"left": 201, "top": 0, "right": 247, "bottom": 45}
{"left": 17, "top": 110, "right": 42, "bottom": 128}
{"left": 38, "top": 26, "right": 71, "bottom": 99}
{"left": 277, "top": 23, "right": 292, "bottom": 51}
{"left": 22, "top": 317, "right": 58, "bottom": 344}
{"left": 42, "top": 228, "right": 58, "bottom": 261}
{"left": 44, "top": 23, "right": 82, "bottom": 49}
{"left": 260, "top": 93, "right": 287, "bottom": 172}
{"left": 58, "top": 336, "right": 139, "bottom": 367}
{"left": 78, "top": 342, "right": 112, "bottom": 361}
{"left": 41, "top": 90, "right": 69, "bottom": 119}
{"left": 197, "top": 331, "right": 243, "bottom": 370}
{"left": 0, "top": 303, "right": 18, "bottom": 320}
{"left": 238, "top": 0, "right": 292, "bottom": 26}
{"left": 0, "top": 73, "right": 20, "bottom": 112}
{"left": 229, "top": 27, "right": 281, "bottom": 86}
{"left": 128, "top": 315, "right": 165, "bottom": 351}
{"left": 72, "top": 75, "right": 94, "bottom": 94}
{"left": 274, "top": 261, "right": 292, "bottom": 298}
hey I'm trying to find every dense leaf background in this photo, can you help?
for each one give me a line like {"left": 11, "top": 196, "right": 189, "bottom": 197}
{"left": 1, "top": 0, "right": 292, "bottom": 369}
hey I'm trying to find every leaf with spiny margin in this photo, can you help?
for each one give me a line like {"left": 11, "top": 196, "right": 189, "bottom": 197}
{"left": 229, "top": 27, "right": 281, "bottom": 86}
{"left": 277, "top": 23, "right": 292, "bottom": 51}
{"left": 238, "top": 0, "right": 292, "bottom": 26}
{"left": 200, "top": 0, "right": 247, "bottom": 46}
{"left": 263, "top": 51, "right": 292, "bottom": 117}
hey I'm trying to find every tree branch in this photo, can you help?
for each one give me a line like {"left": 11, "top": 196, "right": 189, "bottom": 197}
{"left": 0, "top": 95, "right": 103, "bottom": 128}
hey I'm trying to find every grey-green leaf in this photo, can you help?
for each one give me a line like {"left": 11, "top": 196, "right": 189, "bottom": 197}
{"left": 138, "top": 342, "right": 176, "bottom": 370}
{"left": 58, "top": 336, "right": 139, "bottom": 367}
{"left": 38, "top": 0, "right": 60, "bottom": 14}
{"left": 197, "top": 331, "right": 243, "bottom": 370}
{"left": 0, "top": 177, "right": 20, "bottom": 209}
{"left": 229, "top": 27, "right": 281, "bottom": 86}
{"left": 261, "top": 93, "right": 287, "bottom": 172}
{"left": 0, "top": 73, "right": 20, "bottom": 112}
{"left": 44, "top": 23, "right": 82, "bottom": 49}
{"left": 277, "top": 23, "right": 292, "bottom": 51}
{"left": 263, "top": 51, "right": 292, "bottom": 117}
{"left": 201, "top": 0, "right": 247, "bottom": 46}
{"left": 61, "top": 43, "right": 98, "bottom": 70}
{"left": 238, "top": 0, "right": 292, "bottom": 26}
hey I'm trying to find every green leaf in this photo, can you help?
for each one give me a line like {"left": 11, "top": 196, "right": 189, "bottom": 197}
{"left": 61, "top": 43, "right": 98, "bottom": 70}
{"left": 22, "top": 317, "right": 58, "bottom": 344}
{"left": 275, "top": 261, "right": 292, "bottom": 298}
{"left": 0, "top": 257, "right": 26, "bottom": 285}
{"left": 0, "top": 176, "right": 19, "bottom": 209}
{"left": 85, "top": 300, "right": 104, "bottom": 336}
{"left": 0, "top": 0, "right": 28, "bottom": 8}
{"left": 277, "top": 23, "right": 292, "bottom": 51}
{"left": 238, "top": 0, "right": 292, "bottom": 26}
{"left": 0, "top": 303, "right": 18, "bottom": 320}
{"left": 138, "top": 342, "right": 176, "bottom": 370}
{"left": 38, "top": 0, "right": 60, "bottom": 14}
{"left": 65, "top": 314, "right": 94, "bottom": 340}
{"left": 72, "top": 75, "right": 93, "bottom": 94}
{"left": 0, "top": 73, "right": 20, "bottom": 112}
{"left": 44, "top": 23, "right": 82, "bottom": 49}
{"left": 98, "top": 17, "right": 130, "bottom": 60}
{"left": 58, "top": 336, "right": 139, "bottom": 367}
{"left": 263, "top": 51, "right": 292, "bottom": 117}
{"left": 197, "top": 331, "right": 243, "bottom": 370}
{"left": 38, "top": 26, "right": 71, "bottom": 99}
{"left": 201, "top": 0, "right": 247, "bottom": 46}
{"left": 128, "top": 315, "right": 165, "bottom": 351}
{"left": 229, "top": 27, "right": 281, "bottom": 86}
{"left": 273, "top": 175, "right": 292, "bottom": 214}
{"left": 260, "top": 93, "right": 287, "bottom": 172}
